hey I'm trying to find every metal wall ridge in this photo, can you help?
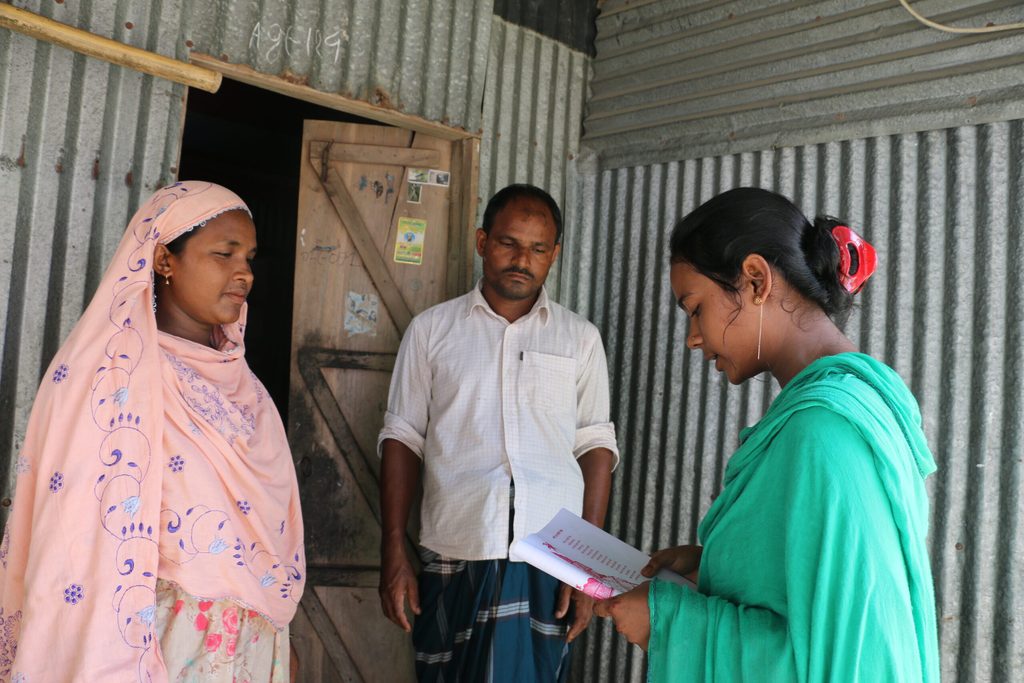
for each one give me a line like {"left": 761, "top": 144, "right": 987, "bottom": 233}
{"left": 596, "top": 0, "right": 687, "bottom": 20}
{"left": 476, "top": 15, "right": 590, "bottom": 300}
{"left": 0, "top": 0, "right": 527, "bottom": 512}
{"left": 592, "top": 1, "right": 1017, "bottom": 80}
{"left": 493, "top": 0, "right": 598, "bottom": 55}
{"left": 0, "top": 0, "right": 183, "bottom": 502}
{"left": 183, "top": 0, "right": 494, "bottom": 132}
{"left": 589, "top": 20, "right": 1001, "bottom": 103}
{"left": 586, "top": 53, "right": 1024, "bottom": 140}
{"left": 585, "top": 0, "right": 1024, "bottom": 170}
{"left": 566, "top": 118, "right": 1024, "bottom": 683}
{"left": 595, "top": 0, "right": 879, "bottom": 60}
{"left": 589, "top": 37, "right": 1015, "bottom": 120}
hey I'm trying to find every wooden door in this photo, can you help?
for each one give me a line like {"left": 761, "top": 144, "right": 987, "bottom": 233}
{"left": 287, "top": 120, "right": 478, "bottom": 681}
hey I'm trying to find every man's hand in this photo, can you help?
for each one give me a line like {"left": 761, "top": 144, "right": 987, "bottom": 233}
{"left": 566, "top": 446, "right": 614, "bottom": 644}
{"left": 593, "top": 582, "right": 651, "bottom": 650}
{"left": 379, "top": 545, "right": 420, "bottom": 632}
{"left": 379, "top": 441, "right": 422, "bottom": 632}
{"left": 555, "top": 583, "right": 595, "bottom": 642}
{"left": 642, "top": 544, "right": 702, "bottom": 585}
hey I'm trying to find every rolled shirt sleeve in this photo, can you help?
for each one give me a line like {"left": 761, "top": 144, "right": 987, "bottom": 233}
{"left": 377, "top": 316, "right": 430, "bottom": 459}
{"left": 375, "top": 285, "right": 621, "bottom": 559}
{"left": 573, "top": 325, "right": 620, "bottom": 468}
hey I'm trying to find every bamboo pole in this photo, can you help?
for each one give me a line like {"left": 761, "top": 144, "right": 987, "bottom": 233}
{"left": 0, "top": 4, "right": 221, "bottom": 93}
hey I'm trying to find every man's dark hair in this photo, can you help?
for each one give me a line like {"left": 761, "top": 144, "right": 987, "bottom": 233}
{"left": 482, "top": 184, "right": 563, "bottom": 244}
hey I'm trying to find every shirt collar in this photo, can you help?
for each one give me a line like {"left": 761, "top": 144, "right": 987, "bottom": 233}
{"left": 466, "top": 278, "right": 551, "bottom": 326}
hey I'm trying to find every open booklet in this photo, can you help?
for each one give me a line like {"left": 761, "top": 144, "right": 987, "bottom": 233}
{"left": 508, "top": 508, "right": 696, "bottom": 599}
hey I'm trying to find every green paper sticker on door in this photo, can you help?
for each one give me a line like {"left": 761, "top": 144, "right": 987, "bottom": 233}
{"left": 394, "top": 216, "right": 427, "bottom": 265}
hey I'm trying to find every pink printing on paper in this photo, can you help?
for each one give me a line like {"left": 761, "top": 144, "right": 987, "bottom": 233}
{"left": 544, "top": 542, "right": 640, "bottom": 597}
{"left": 579, "top": 578, "right": 615, "bottom": 600}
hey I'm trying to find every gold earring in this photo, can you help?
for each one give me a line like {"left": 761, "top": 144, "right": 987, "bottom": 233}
{"left": 753, "top": 295, "right": 763, "bottom": 305}
{"left": 165, "top": 275, "right": 171, "bottom": 286}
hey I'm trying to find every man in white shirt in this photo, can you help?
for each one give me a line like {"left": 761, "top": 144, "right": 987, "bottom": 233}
{"left": 377, "top": 184, "right": 619, "bottom": 682}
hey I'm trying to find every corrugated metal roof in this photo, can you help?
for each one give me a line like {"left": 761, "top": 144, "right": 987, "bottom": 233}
{"left": 476, "top": 16, "right": 590, "bottom": 297}
{"left": 564, "top": 119, "right": 1024, "bottom": 682}
{"left": 585, "top": 0, "right": 1024, "bottom": 168}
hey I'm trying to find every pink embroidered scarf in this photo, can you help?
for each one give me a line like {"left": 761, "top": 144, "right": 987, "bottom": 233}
{"left": 0, "top": 182, "right": 305, "bottom": 682}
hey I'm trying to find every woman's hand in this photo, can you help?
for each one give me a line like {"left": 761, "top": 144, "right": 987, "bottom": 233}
{"left": 643, "top": 544, "right": 702, "bottom": 584}
{"left": 593, "top": 583, "right": 652, "bottom": 650}
{"left": 555, "top": 584, "right": 596, "bottom": 642}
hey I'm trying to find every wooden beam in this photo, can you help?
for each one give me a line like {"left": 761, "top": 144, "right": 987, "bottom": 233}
{"left": 461, "top": 137, "right": 481, "bottom": 292}
{"left": 446, "top": 143, "right": 466, "bottom": 300}
{"left": 300, "top": 589, "right": 365, "bottom": 681}
{"left": 190, "top": 52, "right": 479, "bottom": 141}
{"left": 296, "top": 347, "right": 420, "bottom": 571}
{"left": 312, "top": 156, "right": 415, "bottom": 336}
{"left": 296, "top": 348, "right": 386, "bottom": 527}
{"left": 0, "top": 4, "right": 221, "bottom": 93}
{"left": 306, "top": 567, "right": 380, "bottom": 588}
{"left": 310, "top": 141, "right": 441, "bottom": 168}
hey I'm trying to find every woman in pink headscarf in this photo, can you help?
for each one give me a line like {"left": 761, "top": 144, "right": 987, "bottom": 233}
{"left": 0, "top": 181, "right": 305, "bottom": 682}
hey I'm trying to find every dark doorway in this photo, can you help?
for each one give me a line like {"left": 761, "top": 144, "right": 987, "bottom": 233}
{"left": 178, "top": 78, "right": 378, "bottom": 419}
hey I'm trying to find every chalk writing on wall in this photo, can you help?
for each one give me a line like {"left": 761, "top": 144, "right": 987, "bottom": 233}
{"left": 249, "top": 22, "right": 349, "bottom": 64}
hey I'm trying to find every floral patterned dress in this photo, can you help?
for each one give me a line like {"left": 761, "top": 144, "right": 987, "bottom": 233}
{"left": 0, "top": 184, "right": 304, "bottom": 682}
{"left": 155, "top": 579, "right": 288, "bottom": 682}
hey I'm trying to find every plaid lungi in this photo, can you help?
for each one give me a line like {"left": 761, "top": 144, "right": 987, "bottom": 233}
{"left": 413, "top": 549, "right": 572, "bottom": 683}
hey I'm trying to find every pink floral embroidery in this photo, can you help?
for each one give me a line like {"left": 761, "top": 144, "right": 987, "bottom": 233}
{"left": 194, "top": 612, "right": 209, "bottom": 631}
{"left": 222, "top": 606, "right": 239, "bottom": 635}
{"left": 172, "top": 599, "right": 184, "bottom": 615}
{"left": 247, "top": 610, "right": 258, "bottom": 619}
{"left": 225, "top": 636, "right": 238, "bottom": 658}
{"left": 198, "top": 600, "right": 213, "bottom": 612}
{"left": 205, "top": 633, "right": 223, "bottom": 653}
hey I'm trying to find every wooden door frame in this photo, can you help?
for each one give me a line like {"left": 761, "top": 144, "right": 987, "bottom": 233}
{"left": 188, "top": 53, "right": 481, "bottom": 298}
{"left": 184, "top": 57, "right": 481, "bottom": 681}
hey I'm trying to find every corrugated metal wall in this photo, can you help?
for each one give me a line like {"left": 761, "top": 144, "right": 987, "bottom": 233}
{"left": 0, "top": 0, "right": 186, "bottom": 500}
{"left": 183, "top": 0, "right": 493, "bottom": 132}
{"left": 0, "top": 0, "right": 499, "bottom": 498}
{"left": 564, "top": 119, "right": 1024, "bottom": 682}
{"left": 493, "top": 0, "right": 598, "bottom": 54}
{"left": 585, "top": 0, "right": 1024, "bottom": 167}
{"left": 477, "top": 16, "right": 590, "bottom": 296}
{"left": 6, "top": 1, "right": 1021, "bottom": 680}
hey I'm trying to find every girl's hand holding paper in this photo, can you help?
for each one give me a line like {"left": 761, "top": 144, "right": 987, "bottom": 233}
{"left": 594, "top": 583, "right": 652, "bottom": 650}
{"left": 643, "top": 544, "right": 703, "bottom": 585}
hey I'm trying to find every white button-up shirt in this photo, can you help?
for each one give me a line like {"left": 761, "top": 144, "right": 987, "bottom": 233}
{"left": 377, "top": 283, "right": 619, "bottom": 560}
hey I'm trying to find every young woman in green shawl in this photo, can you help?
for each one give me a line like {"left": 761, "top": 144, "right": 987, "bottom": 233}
{"left": 595, "top": 188, "right": 939, "bottom": 682}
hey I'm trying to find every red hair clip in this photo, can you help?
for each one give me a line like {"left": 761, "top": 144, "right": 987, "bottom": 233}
{"left": 831, "top": 225, "right": 877, "bottom": 294}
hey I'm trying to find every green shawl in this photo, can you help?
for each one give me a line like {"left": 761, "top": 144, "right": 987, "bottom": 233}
{"left": 648, "top": 353, "right": 939, "bottom": 682}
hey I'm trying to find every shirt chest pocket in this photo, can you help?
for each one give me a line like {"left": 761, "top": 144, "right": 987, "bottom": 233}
{"left": 521, "top": 351, "right": 577, "bottom": 418}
